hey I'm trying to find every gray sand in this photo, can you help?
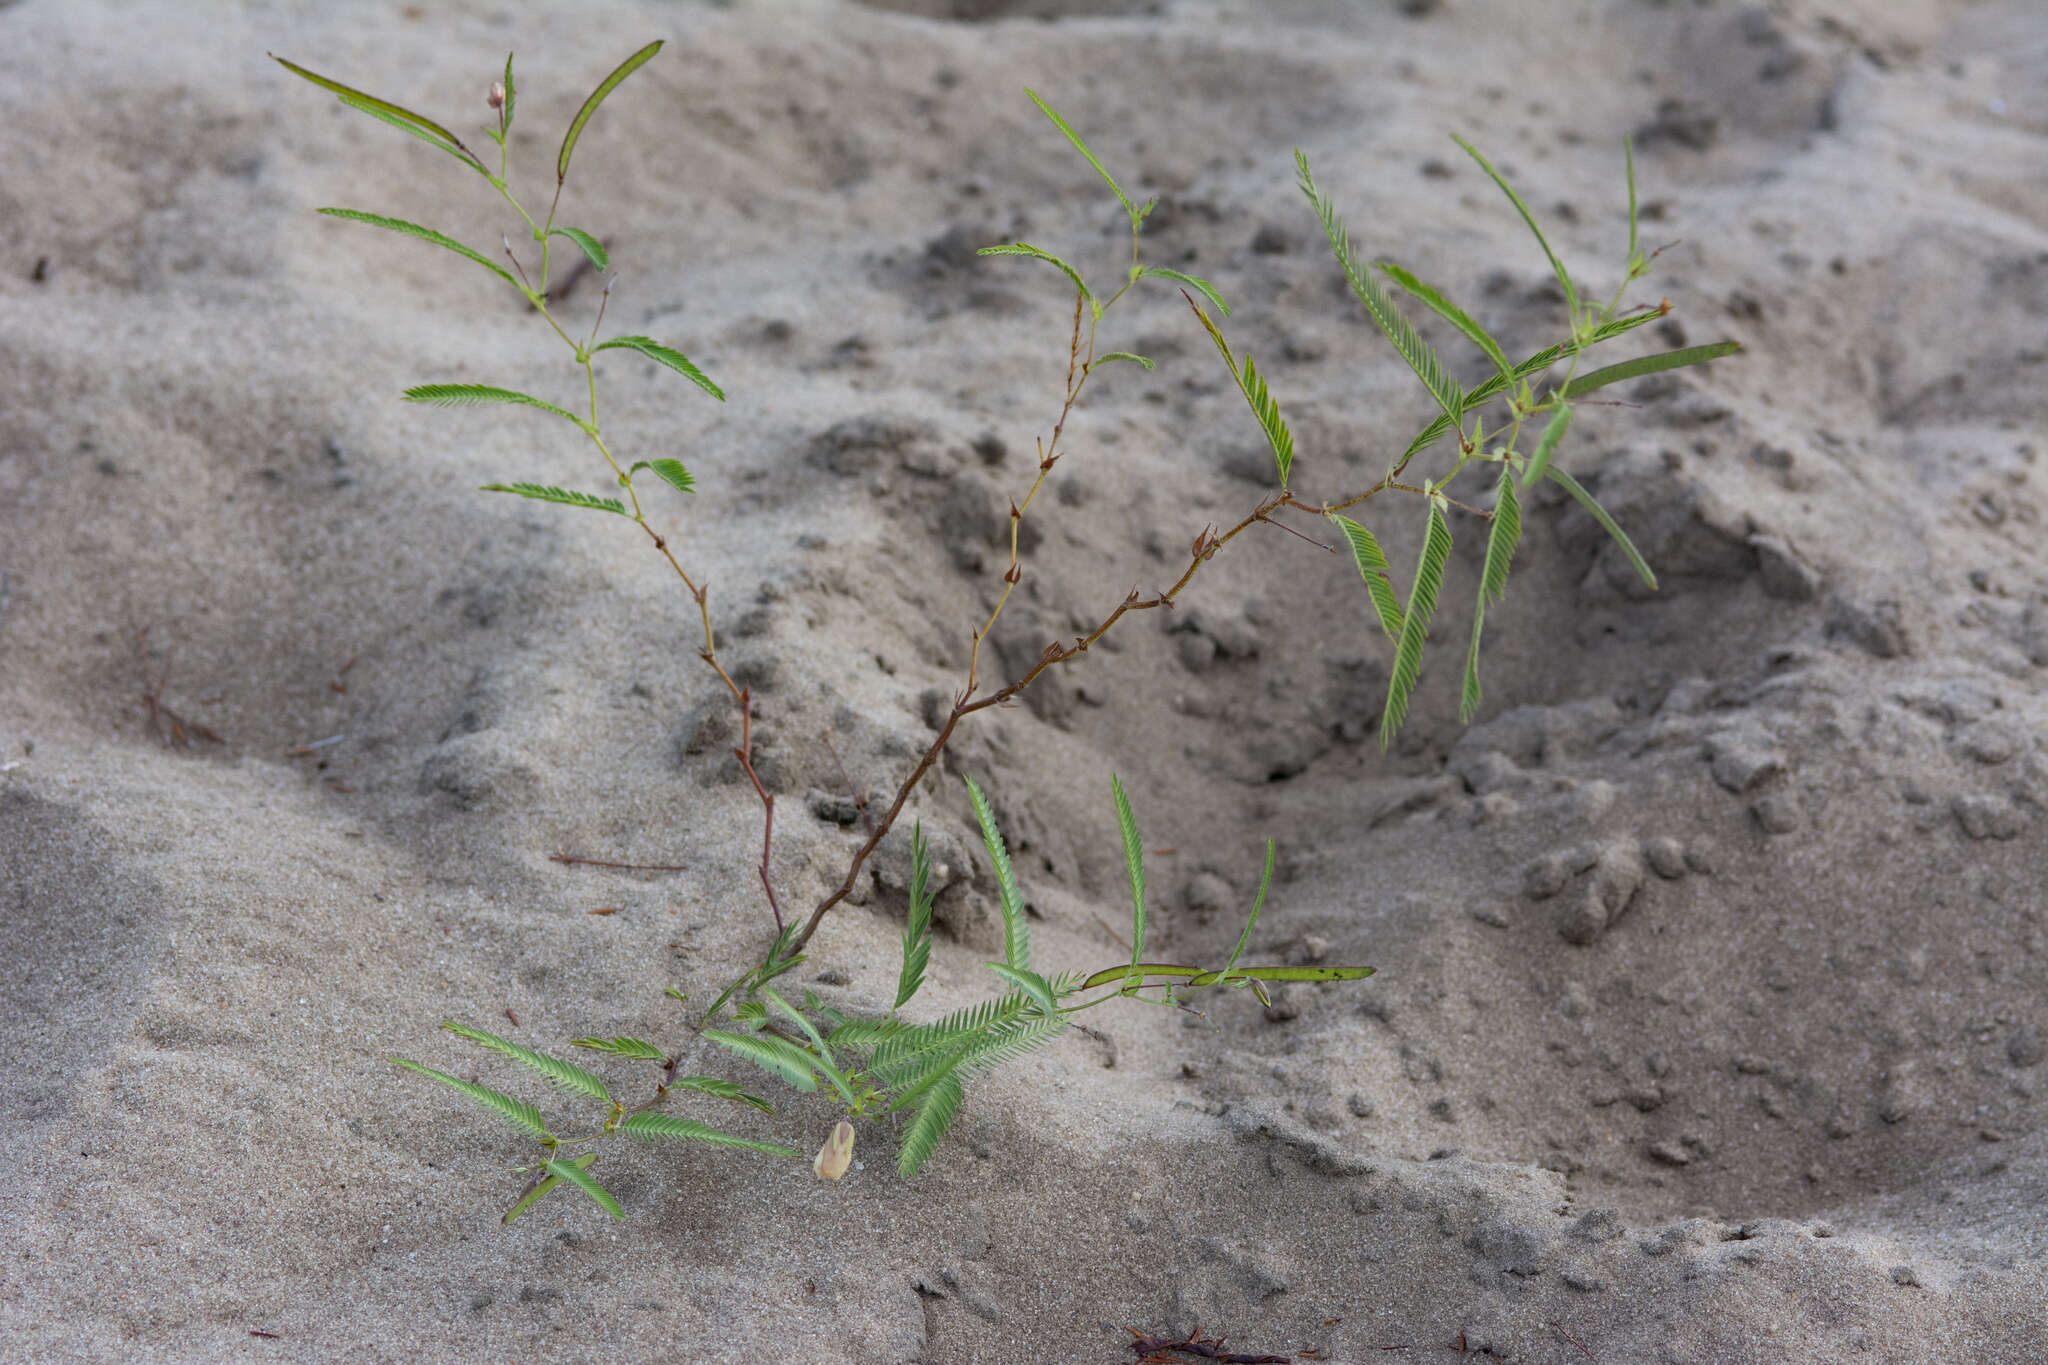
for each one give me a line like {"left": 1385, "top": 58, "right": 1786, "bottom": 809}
{"left": 3, "top": 1, "right": 2045, "bottom": 1360}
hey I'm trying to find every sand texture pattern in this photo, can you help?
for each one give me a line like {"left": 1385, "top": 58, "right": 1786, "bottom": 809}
{"left": 3, "top": 1, "right": 2046, "bottom": 1361}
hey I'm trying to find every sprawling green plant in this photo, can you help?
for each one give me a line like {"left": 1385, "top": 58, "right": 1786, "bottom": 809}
{"left": 276, "top": 45, "right": 1732, "bottom": 1221}
{"left": 396, "top": 775, "right": 1367, "bottom": 1219}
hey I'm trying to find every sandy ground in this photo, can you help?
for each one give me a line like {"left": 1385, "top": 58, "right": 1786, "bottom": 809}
{"left": 3, "top": 0, "right": 2046, "bottom": 1360}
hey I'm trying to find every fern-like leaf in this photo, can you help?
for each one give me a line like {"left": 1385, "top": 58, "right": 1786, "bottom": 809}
{"left": 896, "top": 1071, "right": 965, "bottom": 1179}
{"left": 545, "top": 1155, "right": 623, "bottom": 1219}
{"left": 619, "top": 1112, "right": 800, "bottom": 1158}
{"left": 1239, "top": 354, "right": 1295, "bottom": 488}
{"left": 626, "top": 457, "right": 695, "bottom": 496}
{"left": 550, "top": 226, "right": 607, "bottom": 271}
{"left": 1376, "top": 260, "right": 1513, "bottom": 381}
{"left": 1544, "top": 466, "right": 1656, "bottom": 590}
{"left": 964, "top": 776, "right": 1029, "bottom": 973}
{"left": 1218, "top": 839, "right": 1275, "bottom": 983}
{"left": 314, "top": 209, "right": 515, "bottom": 290}
{"left": 1394, "top": 308, "right": 1668, "bottom": 467}
{"left": 1137, "top": 266, "right": 1229, "bottom": 315}
{"left": 442, "top": 1022, "right": 613, "bottom": 1105}
{"left": 501, "top": 1151, "right": 591, "bottom": 1225}
{"left": 1381, "top": 497, "right": 1453, "bottom": 746}
{"left": 896, "top": 824, "right": 934, "bottom": 1012}
{"left": 1093, "top": 351, "right": 1155, "bottom": 371}
{"left": 985, "top": 963, "right": 1061, "bottom": 1019}
{"left": 1111, "top": 775, "right": 1147, "bottom": 977}
{"left": 826, "top": 1017, "right": 914, "bottom": 1054}
{"left": 478, "top": 482, "right": 626, "bottom": 516}
{"left": 703, "top": 1028, "right": 819, "bottom": 1093}
{"left": 272, "top": 57, "right": 483, "bottom": 172}
{"left": 389, "top": 1057, "right": 549, "bottom": 1140}
{"left": 1452, "top": 136, "right": 1582, "bottom": 328}
{"left": 1327, "top": 513, "right": 1406, "bottom": 643}
{"left": 1296, "top": 151, "right": 1463, "bottom": 425}
{"left": 1460, "top": 467, "right": 1523, "bottom": 723}
{"left": 335, "top": 96, "right": 479, "bottom": 171}
{"left": 1185, "top": 299, "right": 1294, "bottom": 487}
{"left": 1025, "top": 89, "right": 1140, "bottom": 228}
{"left": 978, "top": 243, "right": 1097, "bottom": 317}
{"left": 402, "top": 384, "right": 584, "bottom": 427}
{"left": 665, "top": 1075, "right": 776, "bottom": 1113}
{"left": 1560, "top": 341, "right": 1741, "bottom": 398}
{"left": 1520, "top": 401, "right": 1572, "bottom": 491}
{"left": 593, "top": 335, "right": 724, "bottom": 401}
{"left": 569, "top": 1035, "right": 665, "bottom": 1061}
{"left": 558, "top": 40, "right": 662, "bottom": 183}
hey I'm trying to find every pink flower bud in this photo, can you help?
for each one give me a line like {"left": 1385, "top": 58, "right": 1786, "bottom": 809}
{"left": 488, "top": 82, "right": 505, "bottom": 110}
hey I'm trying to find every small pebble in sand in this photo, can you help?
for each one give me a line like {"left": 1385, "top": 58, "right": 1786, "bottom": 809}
{"left": 1752, "top": 793, "right": 1801, "bottom": 834}
{"left": 1888, "top": 1265, "right": 1920, "bottom": 1287}
{"left": 1647, "top": 1141, "right": 1691, "bottom": 1166}
{"left": 1642, "top": 836, "right": 1688, "bottom": 879}
{"left": 1953, "top": 794, "right": 2022, "bottom": 841}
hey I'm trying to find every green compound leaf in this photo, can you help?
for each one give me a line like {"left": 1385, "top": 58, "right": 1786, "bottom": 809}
{"left": 271, "top": 55, "right": 482, "bottom": 173}
{"left": 1297, "top": 151, "right": 1463, "bottom": 426}
{"left": 442, "top": 1022, "right": 613, "bottom": 1105}
{"left": 568, "top": 1035, "right": 665, "bottom": 1061}
{"left": 1138, "top": 266, "right": 1230, "bottom": 316}
{"left": 1560, "top": 341, "right": 1741, "bottom": 398}
{"left": 1461, "top": 466, "right": 1523, "bottom": 724}
{"left": 1544, "top": 465, "right": 1657, "bottom": 591}
{"left": 985, "top": 963, "right": 1061, "bottom": 1020}
{"left": 389, "top": 1057, "right": 549, "bottom": 1140}
{"left": 550, "top": 227, "right": 607, "bottom": 271}
{"left": 559, "top": 39, "right": 663, "bottom": 183}
{"left": 335, "top": 96, "right": 480, "bottom": 171}
{"left": 314, "top": 209, "right": 517, "bottom": 290}
{"left": 545, "top": 1155, "right": 623, "bottom": 1220}
{"left": 964, "top": 776, "right": 1029, "bottom": 974}
{"left": 1395, "top": 308, "right": 1668, "bottom": 467}
{"left": 1220, "top": 838, "right": 1275, "bottom": 983}
{"left": 1520, "top": 400, "right": 1573, "bottom": 492}
{"left": 896, "top": 824, "right": 935, "bottom": 1012}
{"left": 627, "top": 458, "right": 696, "bottom": 496}
{"left": 703, "top": 1028, "right": 819, "bottom": 1093}
{"left": 619, "top": 1112, "right": 801, "bottom": 1158}
{"left": 978, "top": 243, "right": 1097, "bottom": 318}
{"left": 1452, "top": 136, "right": 1582, "bottom": 329}
{"left": 1093, "top": 351, "right": 1155, "bottom": 371}
{"left": 1327, "top": 513, "right": 1405, "bottom": 643}
{"left": 479, "top": 482, "right": 627, "bottom": 516}
{"left": 1382, "top": 497, "right": 1453, "bottom": 747}
{"left": 1240, "top": 354, "right": 1295, "bottom": 488}
{"left": 594, "top": 335, "right": 724, "bottom": 401}
{"left": 1025, "top": 89, "right": 1141, "bottom": 228}
{"left": 501, "top": 53, "right": 517, "bottom": 133}
{"left": 402, "top": 383, "right": 585, "bottom": 428}
{"left": 1186, "top": 300, "right": 1294, "bottom": 487}
{"left": 897, "top": 1071, "right": 965, "bottom": 1179}
{"left": 1623, "top": 133, "right": 1640, "bottom": 272}
{"left": 666, "top": 1075, "right": 776, "bottom": 1113}
{"left": 760, "top": 988, "right": 837, "bottom": 1070}
{"left": 502, "top": 1151, "right": 592, "bottom": 1225}
{"left": 1376, "top": 260, "right": 1513, "bottom": 381}
{"left": 1111, "top": 775, "right": 1147, "bottom": 978}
